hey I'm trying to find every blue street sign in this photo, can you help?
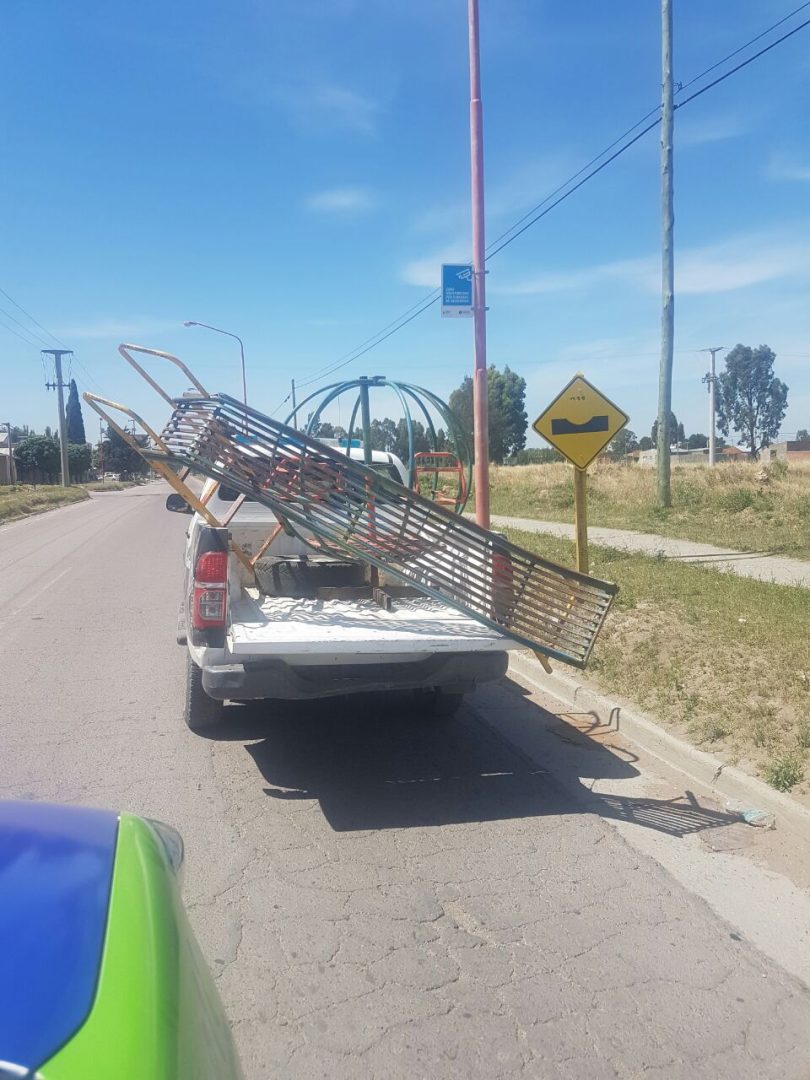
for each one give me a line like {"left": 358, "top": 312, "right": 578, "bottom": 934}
{"left": 441, "top": 264, "right": 474, "bottom": 318}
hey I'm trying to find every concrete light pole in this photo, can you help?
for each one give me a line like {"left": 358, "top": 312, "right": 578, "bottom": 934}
{"left": 183, "top": 321, "right": 247, "bottom": 408}
{"left": 468, "top": 0, "right": 490, "bottom": 529}
{"left": 700, "top": 347, "right": 724, "bottom": 466}
{"left": 42, "top": 349, "right": 73, "bottom": 486}
{"left": 4, "top": 422, "right": 16, "bottom": 484}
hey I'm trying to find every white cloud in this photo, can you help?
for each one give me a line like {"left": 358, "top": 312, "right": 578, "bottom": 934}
{"left": 767, "top": 154, "right": 810, "bottom": 182}
{"left": 492, "top": 230, "right": 810, "bottom": 299}
{"left": 401, "top": 244, "right": 471, "bottom": 288}
{"left": 410, "top": 155, "right": 572, "bottom": 237}
{"left": 490, "top": 255, "right": 654, "bottom": 297}
{"left": 275, "top": 80, "right": 380, "bottom": 134}
{"left": 58, "top": 317, "right": 177, "bottom": 340}
{"left": 677, "top": 112, "right": 751, "bottom": 147}
{"left": 304, "top": 186, "right": 376, "bottom": 214}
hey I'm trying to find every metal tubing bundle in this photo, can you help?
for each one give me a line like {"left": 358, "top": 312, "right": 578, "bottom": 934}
{"left": 152, "top": 394, "right": 617, "bottom": 667}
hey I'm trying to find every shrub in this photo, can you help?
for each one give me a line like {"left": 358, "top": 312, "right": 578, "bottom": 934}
{"left": 764, "top": 753, "right": 804, "bottom": 792}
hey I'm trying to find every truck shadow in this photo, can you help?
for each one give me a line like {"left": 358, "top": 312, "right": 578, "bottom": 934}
{"left": 211, "top": 679, "right": 741, "bottom": 839}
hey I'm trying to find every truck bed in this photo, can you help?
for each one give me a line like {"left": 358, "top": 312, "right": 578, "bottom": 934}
{"left": 228, "top": 589, "right": 509, "bottom": 658}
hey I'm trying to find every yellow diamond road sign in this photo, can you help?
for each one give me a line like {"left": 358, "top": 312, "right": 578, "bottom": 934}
{"left": 533, "top": 374, "right": 629, "bottom": 470}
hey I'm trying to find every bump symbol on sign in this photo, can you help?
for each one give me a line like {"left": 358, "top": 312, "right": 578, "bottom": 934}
{"left": 551, "top": 416, "right": 610, "bottom": 436}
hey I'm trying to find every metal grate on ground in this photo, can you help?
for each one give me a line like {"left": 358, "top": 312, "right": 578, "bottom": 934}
{"left": 149, "top": 394, "right": 617, "bottom": 668}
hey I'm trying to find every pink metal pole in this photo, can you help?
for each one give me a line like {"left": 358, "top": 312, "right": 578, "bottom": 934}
{"left": 468, "top": 0, "right": 490, "bottom": 529}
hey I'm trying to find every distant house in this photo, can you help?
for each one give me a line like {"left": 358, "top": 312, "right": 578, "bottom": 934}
{"left": 0, "top": 431, "right": 14, "bottom": 485}
{"left": 721, "top": 446, "right": 747, "bottom": 460}
{"left": 767, "top": 440, "right": 810, "bottom": 463}
{"left": 637, "top": 447, "right": 712, "bottom": 468}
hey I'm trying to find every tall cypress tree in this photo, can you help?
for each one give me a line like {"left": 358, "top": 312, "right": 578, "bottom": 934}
{"left": 65, "top": 379, "right": 87, "bottom": 444}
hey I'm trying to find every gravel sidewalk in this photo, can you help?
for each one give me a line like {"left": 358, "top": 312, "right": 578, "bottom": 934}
{"left": 491, "top": 514, "right": 810, "bottom": 589}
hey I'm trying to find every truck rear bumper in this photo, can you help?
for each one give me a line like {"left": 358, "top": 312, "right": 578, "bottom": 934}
{"left": 201, "top": 651, "right": 509, "bottom": 702}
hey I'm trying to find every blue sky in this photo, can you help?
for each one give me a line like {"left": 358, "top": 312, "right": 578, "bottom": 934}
{"left": 2, "top": 0, "right": 809, "bottom": 446}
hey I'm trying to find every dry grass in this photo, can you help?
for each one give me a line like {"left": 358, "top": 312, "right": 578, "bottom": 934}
{"left": 0, "top": 484, "right": 89, "bottom": 524}
{"left": 81, "top": 481, "right": 138, "bottom": 492}
{"left": 488, "top": 459, "right": 810, "bottom": 558}
{"left": 506, "top": 526, "right": 810, "bottom": 795}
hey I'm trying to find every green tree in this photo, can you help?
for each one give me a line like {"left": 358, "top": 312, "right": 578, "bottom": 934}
{"left": 313, "top": 421, "right": 335, "bottom": 439}
{"left": 392, "top": 419, "right": 430, "bottom": 464}
{"left": 609, "top": 428, "right": 638, "bottom": 456}
{"left": 14, "top": 435, "right": 61, "bottom": 481}
{"left": 686, "top": 433, "right": 708, "bottom": 449}
{"left": 448, "top": 365, "right": 527, "bottom": 465}
{"left": 102, "top": 427, "right": 149, "bottom": 479}
{"left": 797, "top": 428, "right": 809, "bottom": 441}
{"left": 370, "top": 417, "right": 397, "bottom": 453}
{"left": 716, "top": 345, "right": 788, "bottom": 459}
{"left": 651, "top": 411, "right": 679, "bottom": 448}
{"left": 65, "top": 379, "right": 87, "bottom": 444}
{"left": 638, "top": 435, "right": 654, "bottom": 451}
{"left": 68, "top": 442, "right": 92, "bottom": 480}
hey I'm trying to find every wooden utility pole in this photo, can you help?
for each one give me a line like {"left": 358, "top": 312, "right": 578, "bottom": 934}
{"left": 657, "top": 0, "right": 675, "bottom": 506}
{"left": 43, "top": 349, "right": 73, "bottom": 486}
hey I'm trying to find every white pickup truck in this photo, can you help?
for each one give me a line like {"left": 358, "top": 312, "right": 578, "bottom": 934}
{"left": 170, "top": 448, "right": 511, "bottom": 731}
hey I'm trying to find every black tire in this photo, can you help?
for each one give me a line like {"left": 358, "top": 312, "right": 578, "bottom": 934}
{"left": 184, "top": 656, "right": 224, "bottom": 732}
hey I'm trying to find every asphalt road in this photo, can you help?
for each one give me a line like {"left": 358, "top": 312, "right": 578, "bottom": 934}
{"left": 2, "top": 485, "right": 810, "bottom": 1079}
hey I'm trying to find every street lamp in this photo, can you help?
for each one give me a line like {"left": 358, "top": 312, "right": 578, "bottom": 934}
{"left": 183, "top": 321, "right": 248, "bottom": 408}
{"left": 699, "top": 347, "right": 724, "bottom": 467}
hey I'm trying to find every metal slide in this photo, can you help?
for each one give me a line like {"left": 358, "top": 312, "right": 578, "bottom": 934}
{"left": 147, "top": 392, "right": 617, "bottom": 668}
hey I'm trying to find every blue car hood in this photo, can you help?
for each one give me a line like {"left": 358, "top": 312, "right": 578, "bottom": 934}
{"left": 0, "top": 802, "right": 118, "bottom": 1075}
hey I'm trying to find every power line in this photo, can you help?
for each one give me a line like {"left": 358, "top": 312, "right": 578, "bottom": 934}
{"left": 0, "top": 284, "right": 104, "bottom": 391}
{"left": 290, "top": 4, "right": 810, "bottom": 385}
{"left": 292, "top": 294, "right": 442, "bottom": 392}
{"left": 0, "top": 286, "right": 68, "bottom": 348}
{"left": 674, "top": 15, "right": 810, "bottom": 109}
{"left": 676, "top": 0, "right": 810, "bottom": 94}
{"left": 295, "top": 287, "right": 442, "bottom": 388}
{"left": 488, "top": 1, "right": 810, "bottom": 254}
{"left": 0, "top": 304, "right": 54, "bottom": 347}
{"left": 488, "top": 15, "right": 810, "bottom": 261}
{"left": 0, "top": 315, "right": 42, "bottom": 350}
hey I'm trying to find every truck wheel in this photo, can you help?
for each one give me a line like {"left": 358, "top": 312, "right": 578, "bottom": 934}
{"left": 184, "top": 656, "right": 224, "bottom": 732}
{"left": 433, "top": 690, "right": 464, "bottom": 717}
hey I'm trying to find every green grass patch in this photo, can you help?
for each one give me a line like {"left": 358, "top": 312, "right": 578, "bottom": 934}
{"left": 506, "top": 526, "right": 810, "bottom": 793}
{"left": 0, "top": 484, "right": 89, "bottom": 524}
{"left": 488, "top": 460, "right": 810, "bottom": 559}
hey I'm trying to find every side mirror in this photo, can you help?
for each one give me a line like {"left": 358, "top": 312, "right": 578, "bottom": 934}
{"left": 165, "top": 493, "right": 193, "bottom": 514}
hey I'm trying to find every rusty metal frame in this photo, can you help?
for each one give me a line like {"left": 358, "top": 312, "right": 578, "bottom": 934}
{"left": 82, "top": 391, "right": 254, "bottom": 573}
{"left": 85, "top": 343, "right": 296, "bottom": 573}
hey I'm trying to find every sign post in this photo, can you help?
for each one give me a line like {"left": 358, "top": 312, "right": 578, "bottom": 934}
{"left": 441, "top": 264, "right": 474, "bottom": 318}
{"left": 533, "top": 373, "right": 629, "bottom": 574}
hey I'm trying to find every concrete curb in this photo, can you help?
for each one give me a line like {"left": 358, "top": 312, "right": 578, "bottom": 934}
{"left": 508, "top": 651, "right": 810, "bottom": 836}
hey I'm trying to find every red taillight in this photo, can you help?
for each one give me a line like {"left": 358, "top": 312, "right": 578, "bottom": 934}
{"left": 192, "top": 550, "right": 228, "bottom": 629}
{"left": 195, "top": 551, "right": 228, "bottom": 584}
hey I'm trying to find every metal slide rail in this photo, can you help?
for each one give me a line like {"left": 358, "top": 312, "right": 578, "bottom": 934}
{"left": 149, "top": 393, "right": 617, "bottom": 667}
